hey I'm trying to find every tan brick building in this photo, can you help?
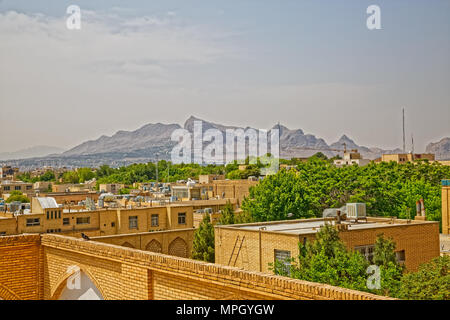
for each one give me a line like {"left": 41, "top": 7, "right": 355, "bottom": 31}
{"left": 380, "top": 153, "right": 435, "bottom": 164}
{"left": 215, "top": 217, "right": 440, "bottom": 273}
{"left": 0, "top": 199, "right": 194, "bottom": 239}
{"left": 0, "top": 180, "right": 33, "bottom": 198}
{"left": 442, "top": 185, "right": 450, "bottom": 235}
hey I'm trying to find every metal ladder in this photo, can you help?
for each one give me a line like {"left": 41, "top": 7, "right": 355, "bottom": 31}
{"left": 228, "top": 235, "right": 246, "bottom": 266}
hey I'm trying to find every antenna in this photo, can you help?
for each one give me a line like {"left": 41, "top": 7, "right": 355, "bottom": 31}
{"left": 402, "top": 108, "right": 406, "bottom": 152}
{"left": 411, "top": 134, "right": 414, "bottom": 161}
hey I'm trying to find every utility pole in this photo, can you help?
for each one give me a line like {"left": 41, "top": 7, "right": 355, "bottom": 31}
{"left": 155, "top": 154, "right": 159, "bottom": 184}
{"left": 402, "top": 108, "right": 406, "bottom": 152}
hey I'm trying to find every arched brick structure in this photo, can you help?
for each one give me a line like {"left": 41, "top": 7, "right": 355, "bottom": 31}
{"left": 145, "top": 239, "right": 162, "bottom": 253}
{"left": 121, "top": 242, "right": 135, "bottom": 248}
{"left": 0, "top": 283, "right": 22, "bottom": 300}
{"left": 168, "top": 237, "right": 188, "bottom": 258}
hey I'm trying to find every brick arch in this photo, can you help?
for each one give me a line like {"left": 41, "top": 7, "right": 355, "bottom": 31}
{"left": 168, "top": 237, "right": 188, "bottom": 258}
{"left": 145, "top": 239, "right": 162, "bottom": 253}
{"left": 121, "top": 242, "right": 135, "bottom": 248}
{"left": 50, "top": 265, "right": 107, "bottom": 300}
{"left": 0, "top": 283, "right": 22, "bottom": 300}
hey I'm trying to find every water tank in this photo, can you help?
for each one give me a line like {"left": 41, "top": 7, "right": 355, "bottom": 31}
{"left": 322, "top": 208, "right": 338, "bottom": 218}
{"left": 346, "top": 203, "right": 366, "bottom": 219}
{"left": 186, "top": 179, "right": 196, "bottom": 187}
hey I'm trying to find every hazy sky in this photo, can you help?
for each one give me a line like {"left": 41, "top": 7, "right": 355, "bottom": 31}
{"left": 1, "top": 0, "right": 449, "bottom": 153}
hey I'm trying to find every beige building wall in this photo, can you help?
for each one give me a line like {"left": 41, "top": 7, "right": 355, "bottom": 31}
{"left": 0, "top": 204, "right": 194, "bottom": 238}
{"left": 443, "top": 186, "right": 450, "bottom": 235}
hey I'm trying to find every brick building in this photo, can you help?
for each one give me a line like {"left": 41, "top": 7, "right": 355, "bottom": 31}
{"left": 442, "top": 182, "right": 450, "bottom": 235}
{"left": 0, "top": 199, "right": 194, "bottom": 239}
{"left": 215, "top": 217, "right": 440, "bottom": 273}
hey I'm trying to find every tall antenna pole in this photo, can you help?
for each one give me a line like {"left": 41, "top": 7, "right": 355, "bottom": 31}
{"left": 411, "top": 134, "right": 414, "bottom": 161}
{"left": 156, "top": 154, "right": 159, "bottom": 184}
{"left": 402, "top": 108, "right": 406, "bottom": 152}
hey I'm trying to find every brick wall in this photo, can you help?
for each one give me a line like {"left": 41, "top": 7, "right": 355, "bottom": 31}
{"left": 0, "top": 233, "right": 390, "bottom": 300}
{"left": 0, "top": 234, "right": 42, "bottom": 300}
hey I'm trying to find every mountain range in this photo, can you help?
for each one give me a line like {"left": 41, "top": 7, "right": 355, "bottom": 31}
{"left": 0, "top": 146, "right": 65, "bottom": 161}
{"left": 1, "top": 116, "right": 449, "bottom": 169}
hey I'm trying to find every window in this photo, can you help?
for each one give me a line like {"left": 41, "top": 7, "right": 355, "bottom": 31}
{"left": 396, "top": 250, "right": 406, "bottom": 263}
{"left": 111, "top": 222, "right": 115, "bottom": 227}
{"left": 58, "top": 210, "right": 61, "bottom": 219}
{"left": 151, "top": 214, "right": 159, "bottom": 227}
{"left": 26, "top": 218, "right": 40, "bottom": 227}
{"left": 63, "top": 218, "right": 70, "bottom": 226}
{"left": 47, "top": 211, "right": 49, "bottom": 220}
{"left": 355, "top": 245, "right": 375, "bottom": 263}
{"left": 178, "top": 212, "right": 186, "bottom": 225}
{"left": 274, "top": 250, "right": 291, "bottom": 276}
{"left": 15, "top": 186, "right": 21, "bottom": 190}
{"left": 26, "top": 186, "right": 32, "bottom": 190}
{"left": 0, "top": 232, "right": 6, "bottom": 236}
{"left": 76, "top": 217, "right": 90, "bottom": 225}
{"left": 50, "top": 211, "right": 53, "bottom": 219}
{"left": 129, "top": 216, "right": 138, "bottom": 229}
{"left": 3, "top": 186, "right": 10, "bottom": 191}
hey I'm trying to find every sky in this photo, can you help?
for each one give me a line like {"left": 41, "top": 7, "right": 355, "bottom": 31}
{"left": 0, "top": 0, "right": 449, "bottom": 153}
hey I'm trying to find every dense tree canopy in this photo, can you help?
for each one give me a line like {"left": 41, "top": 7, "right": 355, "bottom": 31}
{"left": 243, "top": 159, "right": 450, "bottom": 228}
{"left": 398, "top": 256, "right": 450, "bottom": 300}
{"left": 5, "top": 191, "right": 30, "bottom": 203}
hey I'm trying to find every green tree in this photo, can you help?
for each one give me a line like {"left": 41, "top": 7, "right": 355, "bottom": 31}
{"left": 397, "top": 256, "right": 450, "bottom": 300}
{"left": 118, "top": 188, "right": 131, "bottom": 195}
{"left": 40, "top": 170, "right": 55, "bottom": 181}
{"left": 272, "top": 224, "right": 369, "bottom": 292}
{"left": 192, "top": 214, "right": 215, "bottom": 262}
{"left": 6, "top": 191, "right": 30, "bottom": 203}
{"left": 77, "top": 168, "right": 95, "bottom": 183}
{"left": 372, "top": 234, "right": 404, "bottom": 297}
{"left": 218, "top": 202, "right": 235, "bottom": 225}
{"left": 62, "top": 171, "right": 79, "bottom": 184}
{"left": 242, "top": 169, "right": 316, "bottom": 221}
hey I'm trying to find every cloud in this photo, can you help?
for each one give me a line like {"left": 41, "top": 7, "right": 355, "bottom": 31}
{"left": 0, "top": 10, "right": 229, "bottom": 83}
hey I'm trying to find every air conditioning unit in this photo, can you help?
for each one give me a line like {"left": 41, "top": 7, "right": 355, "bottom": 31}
{"left": 346, "top": 203, "right": 366, "bottom": 219}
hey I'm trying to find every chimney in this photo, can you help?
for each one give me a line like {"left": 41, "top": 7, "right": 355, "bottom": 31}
{"left": 415, "top": 198, "right": 426, "bottom": 221}
{"left": 420, "top": 198, "right": 426, "bottom": 217}
{"left": 416, "top": 201, "right": 421, "bottom": 216}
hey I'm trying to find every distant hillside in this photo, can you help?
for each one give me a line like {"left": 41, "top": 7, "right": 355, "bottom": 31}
{"left": 1, "top": 116, "right": 447, "bottom": 169}
{"left": 0, "top": 145, "right": 65, "bottom": 161}
{"left": 426, "top": 137, "right": 450, "bottom": 160}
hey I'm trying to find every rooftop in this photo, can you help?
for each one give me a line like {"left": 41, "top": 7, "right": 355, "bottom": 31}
{"left": 36, "top": 197, "right": 59, "bottom": 209}
{"left": 219, "top": 217, "right": 437, "bottom": 235}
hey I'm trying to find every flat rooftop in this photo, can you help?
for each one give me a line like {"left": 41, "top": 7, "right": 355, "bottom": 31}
{"left": 221, "top": 217, "right": 436, "bottom": 235}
